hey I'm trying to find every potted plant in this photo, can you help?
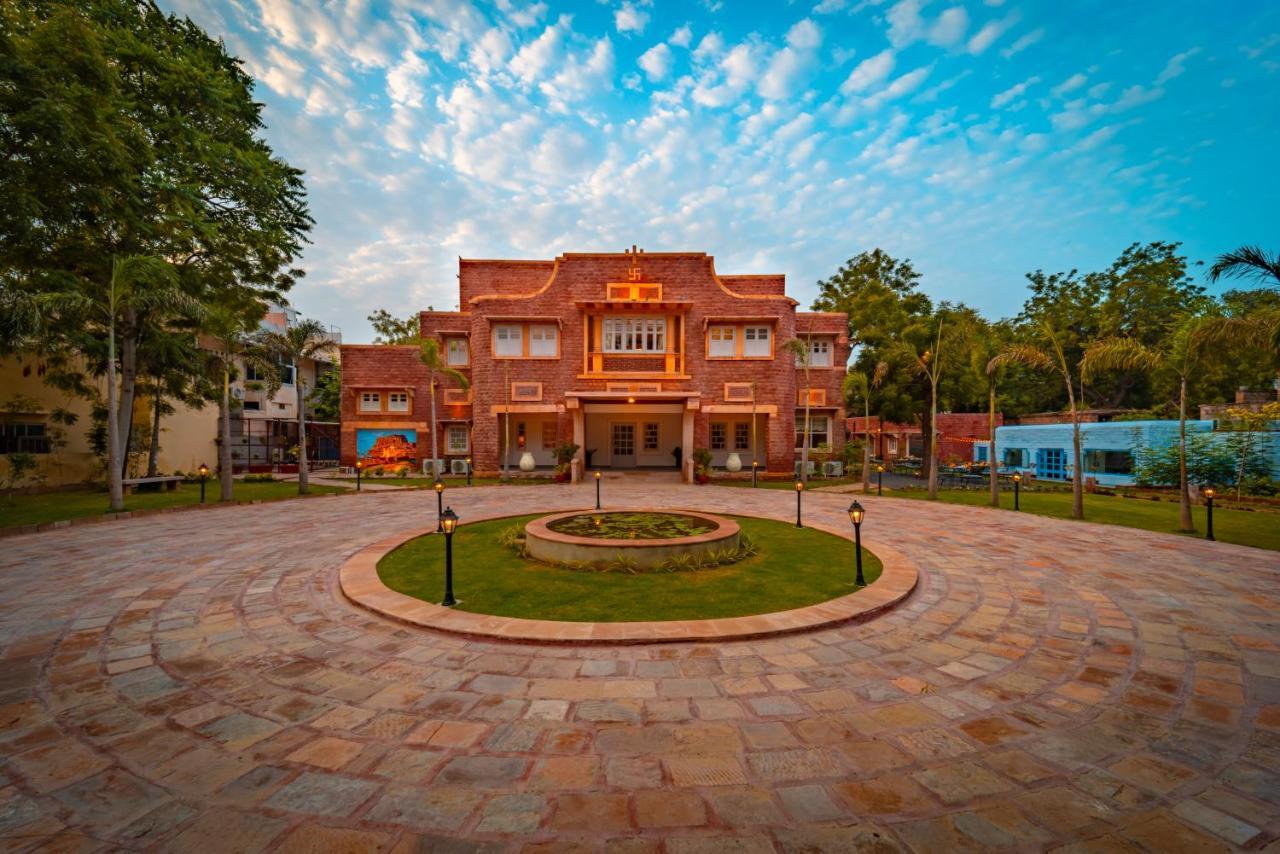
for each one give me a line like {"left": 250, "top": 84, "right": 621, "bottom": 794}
{"left": 692, "top": 447, "right": 713, "bottom": 484}
{"left": 553, "top": 441, "right": 580, "bottom": 483}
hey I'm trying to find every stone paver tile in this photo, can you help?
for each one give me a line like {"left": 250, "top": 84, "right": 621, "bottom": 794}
{"left": 838, "top": 774, "right": 938, "bottom": 816}
{"left": 1119, "top": 809, "right": 1233, "bottom": 854}
{"left": 51, "top": 768, "right": 165, "bottom": 834}
{"left": 527, "top": 756, "right": 599, "bottom": 791}
{"left": 707, "top": 788, "right": 785, "bottom": 826}
{"left": 168, "top": 808, "right": 288, "bottom": 851}
{"left": 9, "top": 740, "right": 111, "bottom": 794}
{"left": 635, "top": 790, "right": 707, "bottom": 828}
{"left": 366, "top": 784, "right": 485, "bottom": 831}
{"left": 275, "top": 823, "right": 396, "bottom": 853}
{"left": 198, "top": 712, "right": 282, "bottom": 751}
{"left": 666, "top": 755, "right": 748, "bottom": 787}
{"left": 476, "top": 793, "right": 548, "bottom": 834}
{"left": 913, "top": 761, "right": 1011, "bottom": 804}
{"left": 286, "top": 736, "right": 366, "bottom": 771}
{"left": 606, "top": 756, "right": 662, "bottom": 789}
{"left": 1171, "top": 799, "right": 1264, "bottom": 846}
{"left": 265, "top": 771, "right": 380, "bottom": 816}
{"left": 777, "top": 784, "right": 849, "bottom": 823}
{"left": 436, "top": 755, "right": 528, "bottom": 789}
{"left": 549, "top": 793, "right": 632, "bottom": 833}
{"left": 1016, "top": 786, "right": 1113, "bottom": 833}
{"left": 1106, "top": 753, "right": 1197, "bottom": 795}
{"left": 776, "top": 825, "right": 906, "bottom": 853}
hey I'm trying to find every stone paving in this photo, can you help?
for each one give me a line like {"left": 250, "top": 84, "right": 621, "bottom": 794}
{"left": 0, "top": 482, "right": 1277, "bottom": 852}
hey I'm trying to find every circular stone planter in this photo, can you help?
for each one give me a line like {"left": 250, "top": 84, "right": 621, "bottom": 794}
{"left": 524, "top": 510, "right": 739, "bottom": 569}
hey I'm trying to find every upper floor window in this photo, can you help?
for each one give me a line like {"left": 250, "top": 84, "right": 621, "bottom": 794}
{"left": 796, "top": 339, "right": 832, "bottom": 367}
{"left": 604, "top": 316, "right": 665, "bottom": 353}
{"left": 446, "top": 337, "right": 469, "bottom": 366}
{"left": 0, "top": 422, "right": 49, "bottom": 454}
{"left": 795, "top": 415, "right": 830, "bottom": 450}
{"left": 708, "top": 325, "right": 736, "bottom": 358}
{"left": 245, "top": 361, "right": 295, "bottom": 385}
{"left": 529, "top": 324, "right": 558, "bottom": 357}
{"left": 388, "top": 392, "right": 409, "bottom": 412}
{"left": 494, "top": 324, "right": 523, "bottom": 357}
{"left": 359, "top": 392, "right": 381, "bottom": 412}
{"left": 447, "top": 425, "right": 469, "bottom": 454}
{"left": 743, "top": 326, "right": 771, "bottom": 357}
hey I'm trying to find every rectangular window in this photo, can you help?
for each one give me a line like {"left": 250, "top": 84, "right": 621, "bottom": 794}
{"left": 795, "top": 415, "right": 830, "bottom": 450}
{"left": 359, "top": 392, "right": 381, "bottom": 412}
{"left": 743, "top": 326, "right": 771, "bottom": 357}
{"left": 529, "top": 324, "right": 558, "bottom": 357}
{"left": 1002, "top": 448, "right": 1026, "bottom": 467}
{"left": 242, "top": 401, "right": 261, "bottom": 411}
{"left": 541, "top": 422, "right": 557, "bottom": 449}
{"left": 976, "top": 446, "right": 989, "bottom": 462}
{"left": 494, "top": 324, "right": 523, "bottom": 357}
{"left": 603, "top": 316, "right": 666, "bottom": 353}
{"left": 0, "top": 422, "right": 49, "bottom": 454}
{"left": 643, "top": 422, "right": 659, "bottom": 451}
{"left": 446, "top": 338, "right": 469, "bottom": 366}
{"left": 806, "top": 340, "right": 832, "bottom": 367}
{"left": 447, "top": 425, "right": 469, "bottom": 454}
{"left": 734, "top": 423, "right": 750, "bottom": 451}
{"left": 250, "top": 361, "right": 296, "bottom": 385}
{"left": 1085, "top": 449, "right": 1134, "bottom": 475}
{"left": 708, "top": 325, "right": 736, "bottom": 358}
{"left": 387, "top": 392, "right": 409, "bottom": 412}
{"left": 710, "top": 422, "right": 727, "bottom": 450}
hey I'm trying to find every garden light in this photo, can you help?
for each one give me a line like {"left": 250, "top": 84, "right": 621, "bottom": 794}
{"left": 434, "top": 479, "right": 445, "bottom": 532}
{"left": 795, "top": 480, "right": 804, "bottom": 528}
{"left": 440, "top": 506, "right": 458, "bottom": 606}
{"left": 1204, "top": 487, "right": 1215, "bottom": 541}
{"left": 847, "top": 500, "right": 866, "bottom": 586}
{"left": 198, "top": 463, "right": 209, "bottom": 504}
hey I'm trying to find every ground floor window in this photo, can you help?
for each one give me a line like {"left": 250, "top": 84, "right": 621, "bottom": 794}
{"left": 447, "top": 425, "right": 469, "bottom": 454}
{"left": 1084, "top": 448, "right": 1133, "bottom": 475}
{"left": 976, "top": 446, "right": 988, "bottom": 462}
{"left": 1002, "top": 448, "right": 1027, "bottom": 467}
{"left": 795, "top": 415, "right": 829, "bottom": 450}
{"left": 643, "top": 422, "right": 659, "bottom": 451}
{"left": 541, "top": 421, "right": 557, "bottom": 449}
{"left": 710, "top": 422, "right": 727, "bottom": 450}
{"left": 734, "top": 422, "right": 750, "bottom": 451}
{"left": 0, "top": 422, "right": 49, "bottom": 454}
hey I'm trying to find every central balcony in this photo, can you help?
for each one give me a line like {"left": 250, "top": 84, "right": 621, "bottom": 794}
{"left": 576, "top": 301, "right": 691, "bottom": 380}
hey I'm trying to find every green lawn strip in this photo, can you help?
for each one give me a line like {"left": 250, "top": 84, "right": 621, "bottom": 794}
{"left": 713, "top": 477, "right": 867, "bottom": 490}
{"left": 377, "top": 514, "right": 881, "bottom": 622}
{"left": 0, "top": 481, "right": 345, "bottom": 529}
{"left": 891, "top": 487, "right": 1280, "bottom": 552}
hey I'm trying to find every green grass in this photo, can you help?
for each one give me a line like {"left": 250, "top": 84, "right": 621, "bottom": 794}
{"left": 891, "top": 487, "right": 1280, "bottom": 551}
{"left": 0, "top": 481, "right": 345, "bottom": 529}
{"left": 715, "top": 476, "right": 867, "bottom": 490}
{"left": 378, "top": 514, "right": 882, "bottom": 622}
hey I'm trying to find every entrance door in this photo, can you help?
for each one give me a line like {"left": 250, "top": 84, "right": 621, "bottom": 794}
{"left": 1036, "top": 448, "right": 1066, "bottom": 480}
{"left": 610, "top": 423, "right": 636, "bottom": 468}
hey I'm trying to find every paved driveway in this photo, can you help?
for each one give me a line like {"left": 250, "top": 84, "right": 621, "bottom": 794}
{"left": 0, "top": 482, "right": 1276, "bottom": 851}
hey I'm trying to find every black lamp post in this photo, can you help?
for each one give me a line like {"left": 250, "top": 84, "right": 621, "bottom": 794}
{"left": 198, "top": 463, "right": 209, "bottom": 504}
{"left": 795, "top": 481, "right": 804, "bottom": 528}
{"left": 876, "top": 464, "right": 884, "bottom": 497}
{"left": 847, "top": 500, "right": 866, "bottom": 586}
{"left": 595, "top": 471, "right": 602, "bottom": 510}
{"left": 1012, "top": 473, "right": 1021, "bottom": 511}
{"left": 434, "top": 479, "right": 445, "bottom": 532}
{"left": 355, "top": 460, "right": 362, "bottom": 492}
{"left": 440, "top": 506, "right": 458, "bottom": 606}
{"left": 465, "top": 457, "right": 472, "bottom": 487}
{"left": 1204, "top": 487, "right": 1215, "bottom": 541}
{"left": 752, "top": 460, "right": 759, "bottom": 488}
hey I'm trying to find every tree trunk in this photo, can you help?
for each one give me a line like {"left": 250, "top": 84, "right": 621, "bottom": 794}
{"left": 219, "top": 361, "right": 233, "bottom": 501}
{"left": 926, "top": 378, "right": 939, "bottom": 500}
{"left": 106, "top": 316, "right": 124, "bottom": 512}
{"left": 861, "top": 399, "right": 871, "bottom": 491}
{"left": 1066, "top": 375, "right": 1083, "bottom": 520}
{"left": 502, "top": 362, "right": 510, "bottom": 480}
{"left": 801, "top": 361, "right": 812, "bottom": 484}
{"left": 1177, "top": 376, "right": 1194, "bottom": 531}
{"left": 146, "top": 383, "right": 162, "bottom": 478}
{"left": 429, "top": 373, "right": 440, "bottom": 479}
{"left": 988, "top": 379, "right": 999, "bottom": 507}
{"left": 296, "top": 364, "right": 309, "bottom": 494}
{"left": 116, "top": 315, "right": 138, "bottom": 480}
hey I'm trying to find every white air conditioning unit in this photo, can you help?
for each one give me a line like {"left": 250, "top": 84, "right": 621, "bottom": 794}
{"left": 231, "top": 386, "right": 245, "bottom": 400}
{"left": 450, "top": 459, "right": 468, "bottom": 475}
{"left": 823, "top": 461, "right": 843, "bottom": 477}
{"left": 422, "top": 459, "right": 444, "bottom": 477}
{"left": 794, "top": 461, "right": 816, "bottom": 476}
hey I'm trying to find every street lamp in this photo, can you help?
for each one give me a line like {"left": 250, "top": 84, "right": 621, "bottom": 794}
{"left": 440, "top": 506, "right": 459, "bottom": 606}
{"left": 594, "top": 470, "right": 602, "bottom": 510}
{"left": 795, "top": 481, "right": 804, "bottom": 528}
{"left": 465, "top": 457, "right": 472, "bottom": 487}
{"left": 1204, "top": 487, "right": 1215, "bottom": 541}
{"left": 847, "top": 500, "right": 866, "bottom": 586}
{"left": 434, "top": 479, "right": 445, "bottom": 532}
{"left": 198, "top": 463, "right": 209, "bottom": 504}
{"left": 355, "top": 460, "right": 362, "bottom": 492}
{"left": 752, "top": 459, "right": 759, "bottom": 488}
{"left": 876, "top": 464, "right": 884, "bottom": 497}
{"left": 1012, "top": 473, "right": 1021, "bottom": 511}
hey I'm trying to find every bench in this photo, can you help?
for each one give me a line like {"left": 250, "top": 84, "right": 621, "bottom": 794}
{"left": 121, "top": 475, "right": 184, "bottom": 495}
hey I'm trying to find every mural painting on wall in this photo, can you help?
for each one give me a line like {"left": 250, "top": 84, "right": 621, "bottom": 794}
{"left": 357, "top": 429, "right": 418, "bottom": 466}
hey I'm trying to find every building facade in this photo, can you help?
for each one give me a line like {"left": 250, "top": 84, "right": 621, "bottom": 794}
{"left": 846, "top": 413, "right": 1001, "bottom": 465}
{"left": 340, "top": 250, "right": 850, "bottom": 481}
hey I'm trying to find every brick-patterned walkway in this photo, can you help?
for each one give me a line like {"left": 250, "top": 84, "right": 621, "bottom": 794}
{"left": 1, "top": 483, "right": 1276, "bottom": 852}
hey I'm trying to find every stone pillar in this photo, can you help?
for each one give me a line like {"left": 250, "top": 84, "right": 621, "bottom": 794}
{"left": 681, "top": 406, "right": 695, "bottom": 483}
{"left": 571, "top": 406, "right": 584, "bottom": 484}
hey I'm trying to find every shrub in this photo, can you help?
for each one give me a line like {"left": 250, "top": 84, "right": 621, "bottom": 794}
{"left": 243, "top": 473, "right": 276, "bottom": 483}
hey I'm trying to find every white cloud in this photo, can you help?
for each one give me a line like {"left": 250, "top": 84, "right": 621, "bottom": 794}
{"left": 693, "top": 32, "right": 724, "bottom": 60}
{"left": 469, "top": 28, "right": 512, "bottom": 74}
{"left": 1001, "top": 27, "right": 1043, "bottom": 58}
{"left": 510, "top": 19, "right": 565, "bottom": 83}
{"left": 386, "top": 50, "right": 430, "bottom": 107}
{"left": 840, "top": 49, "right": 895, "bottom": 94}
{"left": 928, "top": 7, "right": 969, "bottom": 47}
{"left": 540, "top": 37, "right": 615, "bottom": 105}
{"left": 967, "top": 16, "right": 1016, "bottom": 54}
{"left": 886, "top": 0, "right": 925, "bottom": 47}
{"left": 758, "top": 20, "right": 822, "bottom": 100}
{"left": 1052, "top": 73, "right": 1087, "bottom": 97}
{"left": 670, "top": 24, "right": 693, "bottom": 48}
{"left": 638, "top": 43, "right": 672, "bottom": 81}
{"left": 260, "top": 46, "right": 307, "bottom": 99}
{"left": 1156, "top": 47, "right": 1201, "bottom": 85}
{"left": 990, "top": 76, "right": 1039, "bottom": 108}
{"left": 615, "top": 2, "right": 649, "bottom": 35}
{"left": 497, "top": 0, "right": 547, "bottom": 28}
{"left": 865, "top": 65, "right": 932, "bottom": 108}
{"left": 786, "top": 18, "right": 822, "bottom": 50}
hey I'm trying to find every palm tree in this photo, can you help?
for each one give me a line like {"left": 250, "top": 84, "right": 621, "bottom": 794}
{"left": 784, "top": 335, "right": 814, "bottom": 484}
{"left": 417, "top": 337, "right": 469, "bottom": 478}
{"left": 202, "top": 303, "right": 278, "bottom": 501}
{"left": 263, "top": 319, "right": 337, "bottom": 494}
{"left": 1082, "top": 313, "right": 1257, "bottom": 531}
{"left": 889, "top": 317, "right": 950, "bottom": 500}
{"left": 983, "top": 358, "right": 1003, "bottom": 508}
{"left": 989, "top": 320, "right": 1086, "bottom": 519}
{"left": 843, "top": 361, "right": 886, "bottom": 492}
{"left": 1209, "top": 245, "right": 1280, "bottom": 287}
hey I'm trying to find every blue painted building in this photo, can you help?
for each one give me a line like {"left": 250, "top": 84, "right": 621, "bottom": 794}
{"left": 977, "top": 420, "right": 1280, "bottom": 487}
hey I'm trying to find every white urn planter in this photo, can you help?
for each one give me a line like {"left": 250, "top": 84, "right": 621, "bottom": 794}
{"left": 725, "top": 453, "right": 743, "bottom": 472}
{"left": 519, "top": 451, "right": 537, "bottom": 472}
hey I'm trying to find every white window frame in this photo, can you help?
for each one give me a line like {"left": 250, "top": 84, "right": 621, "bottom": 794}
{"left": 743, "top": 326, "right": 771, "bottom": 357}
{"left": 708, "top": 325, "right": 736, "bottom": 358}
{"left": 733, "top": 422, "right": 750, "bottom": 451}
{"left": 494, "top": 324, "right": 523, "bottom": 357}
{"left": 359, "top": 392, "right": 381, "bottom": 412}
{"left": 529, "top": 324, "right": 558, "bottom": 357}
{"left": 387, "top": 392, "right": 409, "bottom": 412}
{"left": 446, "top": 337, "right": 469, "bottom": 366}
{"left": 643, "top": 422, "right": 660, "bottom": 451}
{"left": 447, "top": 425, "right": 469, "bottom": 454}
{"left": 710, "top": 422, "right": 727, "bottom": 451}
{"left": 603, "top": 316, "right": 666, "bottom": 353}
{"left": 795, "top": 415, "right": 830, "bottom": 450}
{"left": 808, "top": 340, "right": 832, "bottom": 367}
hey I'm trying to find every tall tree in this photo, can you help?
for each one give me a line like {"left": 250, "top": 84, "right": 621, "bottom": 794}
{"left": 368, "top": 310, "right": 421, "bottom": 344}
{"left": 843, "top": 361, "right": 887, "bottom": 492}
{"left": 1209, "top": 245, "right": 1280, "bottom": 288}
{"left": 202, "top": 301, "right": 277, "bottom": 501}
{"left": 263, "top": 319, "right": 337, "bottom": 494}
{"left": 417, "top": 338, "right": 469, "bottom": 477}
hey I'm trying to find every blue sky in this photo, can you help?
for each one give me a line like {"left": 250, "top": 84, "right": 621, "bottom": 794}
{"left": 166, "top": 0, "right": 1280, "bottom": 343}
